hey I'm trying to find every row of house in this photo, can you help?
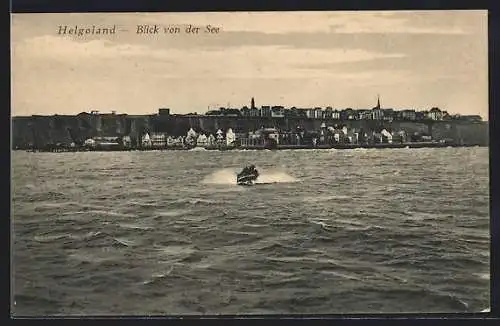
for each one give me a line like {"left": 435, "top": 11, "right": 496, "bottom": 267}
{"left": 240, "top": 125, "right": 415, "bottom": 147}
{"left": 82, "top": 118, "right": 442, "bottom": 149}
{"left": 83, "top": 128, "right": 239, "bottom": 149}
{"left": 81, "top": 124, "right": 436, "bottom": 149}
{"left": 204, "top": 97, "right": 482, "bottom": 122}
{"left": 211, "top": 105, "right": 449, "bottom": 121}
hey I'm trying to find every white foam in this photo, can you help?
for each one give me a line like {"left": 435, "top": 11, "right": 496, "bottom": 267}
{"left": 33, "top": 233, "right": 69, "bottom": 242}
{"left": 202, "top": 167, "right": 298, "bottom": 185}
{"left": 143, "top": 266, "right": 175, "bottom": 285}
{"left": 310, "top": 220, "right": 330, "bottom": 230}
{"left": 113, "top": 237, "right": 137, "bottom": 246}
{"left": 474, "top": 272, "right": 490, "bottom": 280}
{"left": 201, "top": 168, "right": 240, "bottom": 185}
{"left": 255, "top": 171, "right": 297, "bottom": 184}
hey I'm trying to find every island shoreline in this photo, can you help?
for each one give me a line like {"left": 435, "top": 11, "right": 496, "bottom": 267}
{"left": 14, "top": 142, "right": 487, "bottom": 153}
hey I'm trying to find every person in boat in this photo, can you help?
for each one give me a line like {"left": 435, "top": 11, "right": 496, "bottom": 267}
{"left": 239, "top": 164, "right": 259, "bottom": 178}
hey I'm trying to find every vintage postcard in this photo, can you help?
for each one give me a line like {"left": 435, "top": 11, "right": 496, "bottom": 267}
{"left": 11, "top": 11, "right": 489, "bottom": 316}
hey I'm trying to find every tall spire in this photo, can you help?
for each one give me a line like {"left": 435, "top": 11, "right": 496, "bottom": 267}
{"left": 377, "top": 94, "right": 381, "bottom": 109}
{"left": 251, "top": 97, "right": 255, "bottom": 109}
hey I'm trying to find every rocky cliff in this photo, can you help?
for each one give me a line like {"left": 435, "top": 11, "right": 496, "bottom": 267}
{"left": 12, "top": 114, "right": 489, "bottom": 148}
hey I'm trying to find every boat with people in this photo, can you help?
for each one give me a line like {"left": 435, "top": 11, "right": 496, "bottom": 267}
{"left": 236, "top": 164, "right": 259, "bottom": 186}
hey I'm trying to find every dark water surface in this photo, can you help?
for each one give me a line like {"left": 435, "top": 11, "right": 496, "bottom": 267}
{"left": 11, "top": 147, "right": 490, "bottom": 315}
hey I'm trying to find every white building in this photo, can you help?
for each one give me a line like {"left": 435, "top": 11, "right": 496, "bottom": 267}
{"left": 187, "top": 128, "right": 197, "bottom": 139}
{"left": 84, "top": 138, "right": 95, "bottom": 147}
{"left": 332, "top": 110, "right": 341, "bottom": 120}
{"left": 381, "top": 129, "right": 393, "bottom": 143}
{"left": 428, "top": 108, "right": 443, "bottom": 121}
{"left": 260, "top": 106, "right": 271, "bottom": 117}
{"left": 166, "top": 136, "right": 176, "bottom": 147}
{"left": 271, "top": 106, "right": 285, "bottom": 118}
{"left": 359, "top": 110, "right": 372, "bottom": 120}
{"left": 122, "top": 136, "right": 132, "bottom": 147}
{"left": 207, "top": 134, "right": 216, "bottom": 146}
{"left": 216, "top": 129, "right": 224, "bottom": 144}
{"left": 142, "top": 133, "right": 152, "bottom": 148}
{"left": 372, "top": 108, "right": 384, "bottom": 120}
{"left": 196, "top": 134, "right": 208, "bottom": 147}
{"left": 185, "top": 128, "right": 197, "bottom": 147}
{"left": 249, "top": 108, "right": 260, "bottom": 117}
{"left": 401, "top": 110, "right": 417, "bottom": 121}
{"left": 314, "top": 108, "right": 323, "bottom": 119}
{"left": 226, "top": 128, "right": 236, "bottom": 146}
{"left": 268, "top": 132, "right": 280, "bottom": 145}
{"left": 305, "top": 108, "right": 315, "bottom": 119}
{"left": 150, "top": 133, "right": 166, "bottom": 148}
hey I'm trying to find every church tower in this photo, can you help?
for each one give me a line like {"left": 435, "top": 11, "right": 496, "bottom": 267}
{"left": 251, "top": 97, "right": 255, "bottom": 110}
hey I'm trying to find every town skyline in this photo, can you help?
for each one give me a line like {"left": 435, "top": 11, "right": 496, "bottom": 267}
{"left": 11, "top": 11, "right": 488, "bottom": 120}
{"left": 11, "top": 95, "right": 473, "bottom": 118}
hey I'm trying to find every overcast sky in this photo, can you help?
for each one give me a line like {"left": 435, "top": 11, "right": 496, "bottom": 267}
{"left": 11, "top": 11, "right": 488, "bottom": 119}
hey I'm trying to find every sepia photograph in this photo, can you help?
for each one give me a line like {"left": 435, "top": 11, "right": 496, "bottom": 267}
{"left": 11, "top": 10, "right": 490, "bottom": 316}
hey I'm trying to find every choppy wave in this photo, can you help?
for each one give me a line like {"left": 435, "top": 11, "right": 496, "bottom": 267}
{"left": 117, "top": 223, "right": 154, "bottom": 230}
{"left": 11, "top": 148, "right": 489, "bottom": 315}
{"left": 113, "top": 237, "right": 137, "bottom": 247}
{"left": 142, "top": 266, "right": 175, "bottom": 285}
{"left": 255, "top": 170, "right": 298, "bottom": 184}
{"left": 169, "top": 198, "right": 219, "bottom": 205}
{"left": 154, "top": 209, "right": 194, "bottom": 218}
{"left": 302, "top": 194, "right": 351, "bottom": 202}
{"left": 33, "top": 233, "right": 71, "bottom": 242}
{"left": 474, "top": 272, "right": 490, "bottom": 280}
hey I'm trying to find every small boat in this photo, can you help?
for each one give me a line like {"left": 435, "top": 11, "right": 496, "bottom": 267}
{"left": 237, "top": 165, "right": 259, "bottom": 186}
